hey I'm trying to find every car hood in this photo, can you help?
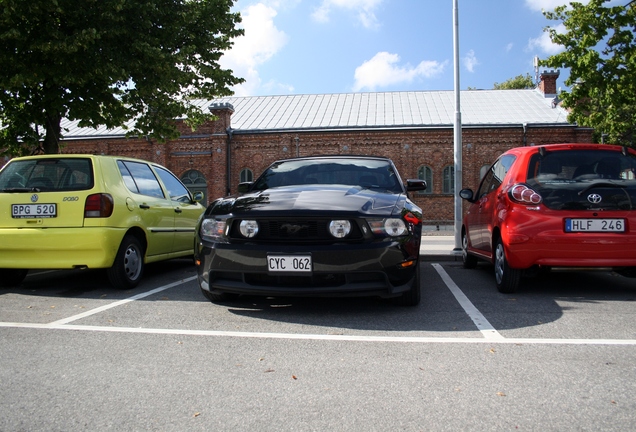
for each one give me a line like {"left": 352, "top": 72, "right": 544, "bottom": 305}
{"left": 212, "top": 185, "right": 404, "bottom": 217}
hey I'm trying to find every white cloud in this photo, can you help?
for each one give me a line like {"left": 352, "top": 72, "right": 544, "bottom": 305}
{"left": 220, "top": 3, "right": 290, "bottom": 96}
{"left": 505, "top": 43, "right": 514, "bottom": 52}
{"left": 352, "top": 52, "right": 447, "bottom": 91}
{"left": 463, "top": 50, "right": 479, "bottom": 73}
{"left": 527, "top": 24, "right": 566, "bottom": 55}
{"left": 312, "top": 0, "right": 384, "bottom": 29}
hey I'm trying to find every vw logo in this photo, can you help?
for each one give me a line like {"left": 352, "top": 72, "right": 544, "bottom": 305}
{"left": 30, "top": 194, "right": 39, "bottom": 203}
{"left": 587, "top": 193, "right": 602, "bottom": 204}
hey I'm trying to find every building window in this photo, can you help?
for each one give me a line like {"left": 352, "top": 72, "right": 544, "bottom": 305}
{"left": 417, "top": 165, "right": 433, "bottom": 194}
{"left": 180, "top": 169, "right": 208, "bottom": 204}
{"left": 443, "top": 165, "right": 454, "bottom": 194}
{"left": 240, "top": 168, "right": 253, "bottom": 183}
{"left": 480, "top": 164, "right": 491, "bottom": 181}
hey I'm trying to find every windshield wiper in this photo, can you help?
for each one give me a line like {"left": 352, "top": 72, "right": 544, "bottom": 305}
{"left": 1, "top": 187, "right": 44, "bottom": 193}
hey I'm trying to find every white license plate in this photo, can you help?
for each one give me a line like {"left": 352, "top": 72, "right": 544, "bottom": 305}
{"left": 12, "top": 203, "right": 57, "bottom": 219}
{"left": 565, "top": 218, "right": 625, "bottom": 232}
{"left": 267, "top": 255, "right": 312, "bottom": 273}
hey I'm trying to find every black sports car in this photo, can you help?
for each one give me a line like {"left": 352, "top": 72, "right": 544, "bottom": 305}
{"left": 194, "top": 155, "right": 426, "bottom": 306}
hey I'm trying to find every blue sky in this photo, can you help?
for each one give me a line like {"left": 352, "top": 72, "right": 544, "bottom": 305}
{"left": 219, "top": 0, "right": 588, "bottom": 97}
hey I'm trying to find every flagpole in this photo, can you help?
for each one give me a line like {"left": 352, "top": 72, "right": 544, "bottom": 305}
{"left": 453, "top": 0, "right": 463, "bottom": 252}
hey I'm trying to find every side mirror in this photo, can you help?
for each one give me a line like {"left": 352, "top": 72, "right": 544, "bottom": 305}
{"left": 192, "top": 191, "right": 204, "bottom": 202}
{"left": 459, "top": 188, "right": 474, "bottom": 201}
{"left": 237, "top": 182, "right": 253, "bottom": 194}
{"left": 406, "top": 179, "right": 427, "bottom": 192}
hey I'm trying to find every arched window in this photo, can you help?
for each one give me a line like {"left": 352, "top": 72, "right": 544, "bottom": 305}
{"left": 180, "top": 169, "right": 208, "bottom": 204}
{"left": 443, "top": 165, "right": 454, "bottom": 194}
{"left": 417, "top": 165, "right": 433, "bottom": 194}
{"left": 240, "top": 168, "right": 253, "bottom": 183}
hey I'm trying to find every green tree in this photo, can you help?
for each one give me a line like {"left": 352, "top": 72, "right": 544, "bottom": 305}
{"left": 541, "top": 0, "right": 636, "bottom": 146}
{"left": 493, "top": 73, "right": 535, "bottom": 90}
{"left": 0, "top": 0, "right": 244, "bottom": 155}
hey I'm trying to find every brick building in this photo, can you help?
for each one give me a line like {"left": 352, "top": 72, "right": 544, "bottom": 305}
{"left": 57, "top": 70, "right": 592, "bottom": 225}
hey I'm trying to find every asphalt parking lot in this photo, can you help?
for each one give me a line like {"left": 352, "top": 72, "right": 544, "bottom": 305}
{"left": 2, "top": 255, "right": 636, "bottom": 431}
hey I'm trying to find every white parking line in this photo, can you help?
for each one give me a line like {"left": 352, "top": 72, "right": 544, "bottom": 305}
{"left": 47, "top": 276, "right": 197, "bottom": 326}
{"left": 431, "top": 263, "right": 504, "bottom": 340}
{"left": 2, "top": 322, "right": 636, "bottom": 345}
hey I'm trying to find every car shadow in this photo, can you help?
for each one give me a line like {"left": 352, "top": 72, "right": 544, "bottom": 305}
{"left": 215, "top": 262, "right": 636, "bottom": 333}
{"left": 443, "top": 261, "right": 636, "bottom": 331}
{"left": 2, "top": 259, "right": 197, "bottom": 300}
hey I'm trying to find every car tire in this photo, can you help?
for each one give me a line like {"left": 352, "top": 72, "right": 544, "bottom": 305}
{"left": 0, "top": 269, "right": 28, "bottom": 287}
{"left": 462, "top": 230, "right": 478, "bottom": 269}
{"left": 393, "top": 264, "right": 421, "bottom": 306}
{"left": 494, "top": 237, "right": 522, "bottom": 293}
{"left": 107, "top": 235, "right": 144, "bottom": 290}
{"left": 200, "top": 287, "right": 239, "bottom": 303}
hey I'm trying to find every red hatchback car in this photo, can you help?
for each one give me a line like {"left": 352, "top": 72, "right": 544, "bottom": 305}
{"left": 460, "top": 143, "right": 636, "bottom": 293}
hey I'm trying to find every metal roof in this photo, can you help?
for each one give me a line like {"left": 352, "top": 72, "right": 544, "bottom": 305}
{"left": 61, "top": 88, "right": 569, "bottom": 139}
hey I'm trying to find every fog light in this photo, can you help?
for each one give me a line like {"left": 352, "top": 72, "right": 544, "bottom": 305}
{"left": 239, "top": 220, "right": 259, "bottom": 238}
{"left": 329, "top": 220, "right": 351, "bottom": 238}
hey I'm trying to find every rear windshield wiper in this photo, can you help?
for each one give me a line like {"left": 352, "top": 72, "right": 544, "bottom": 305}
{"left": 1, "top": 187, "right": 42, "bottom": 193}
{"left": 578, "top": 181, "right": 627, "bottom": 196}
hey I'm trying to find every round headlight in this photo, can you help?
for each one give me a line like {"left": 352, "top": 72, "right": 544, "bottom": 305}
{"left": 384, "top": 218, "right": 407, "bottom": 236}
{"left": 239, "top": 220, "right": 259, "bottom": 238}
{"left": 329, "top": 220, "right": 351, "bottom": 238}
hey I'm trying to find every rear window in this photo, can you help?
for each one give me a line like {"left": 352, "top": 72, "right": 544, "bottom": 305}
{"left": 527, "top": 150, "right": 636, "bottom": 182}
{"left": 0, "top": 158, "right": 93, "bottom": 192}
{"left": 526, "top": 149, "right": 636, "bottom": 210}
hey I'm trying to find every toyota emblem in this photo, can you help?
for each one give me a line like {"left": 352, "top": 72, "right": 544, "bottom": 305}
{"left": 587, "top": 193, "right": 602, "bottom": 204}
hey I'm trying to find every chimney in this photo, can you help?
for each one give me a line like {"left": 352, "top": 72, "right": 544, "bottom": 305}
{"left": 538, "top": 70, "right": 560, "bottom": 96}
{"left": 208, "top": 102, "right": 235, "bottom": 133}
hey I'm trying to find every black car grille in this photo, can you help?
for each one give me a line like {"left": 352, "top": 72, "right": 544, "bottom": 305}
{"left": 229, "top": 218, "right": 364, "bottom": 243}
{"left": 245, "top": 272, "right": 385, "bottom": 288}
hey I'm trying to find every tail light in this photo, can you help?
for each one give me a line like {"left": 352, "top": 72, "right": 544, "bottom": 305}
{"left": 84, "top": 193, "right": 114, "bottom": 218}
{"left": 509, "top": 184, "right": 542, "bottom": 205}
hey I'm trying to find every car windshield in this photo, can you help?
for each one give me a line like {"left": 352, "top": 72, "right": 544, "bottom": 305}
{"left": 251, "top": 158, "right": 403, "bottom": 193}
{"left": 526, "top": 149, "right": 636, "bottom": 210}
{"left": 0, "top": 158, "right": 94, "bottom": 192}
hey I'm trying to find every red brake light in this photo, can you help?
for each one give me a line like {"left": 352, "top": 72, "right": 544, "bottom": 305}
{"left": 85, "top": 193, "right": 114, "bottom": 218}
{"left": 509, "top": 184, "right": 542, "bottom": 205}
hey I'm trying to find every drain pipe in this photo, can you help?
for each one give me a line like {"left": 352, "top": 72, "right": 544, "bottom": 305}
{"left": 226, "top": 127, "right": 233, "bottom": 196}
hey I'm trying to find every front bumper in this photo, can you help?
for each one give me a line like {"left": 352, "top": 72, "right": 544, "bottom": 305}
{"left": 196, "top": 239, "right": 419, "bottom": 298}
{"left": 0, "top": 227, "right": 126, "bottom": 269}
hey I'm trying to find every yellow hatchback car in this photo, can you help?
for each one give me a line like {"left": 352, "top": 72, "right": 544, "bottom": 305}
{"left": 0, "top": 154, "right": 205, "bottom": 289}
